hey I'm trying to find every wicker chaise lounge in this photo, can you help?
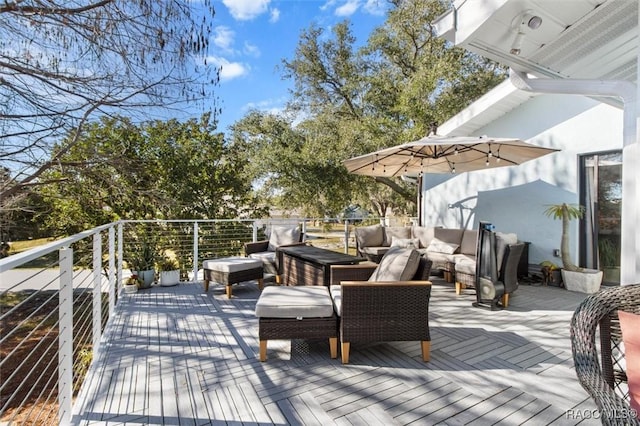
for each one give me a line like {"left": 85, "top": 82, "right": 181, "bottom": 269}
{"left": 570, "top": 284, "right": 640, "bottom": 425}
{"left": 330, "top": 251, "right": 433, "bottom": 364}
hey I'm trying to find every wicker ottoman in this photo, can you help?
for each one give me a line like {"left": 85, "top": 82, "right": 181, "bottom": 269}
{"left": 255, "top": 286, "right": 338, "bottom": 361}
{"left": 203, "top": 257, "right": 264, "bottom": 298}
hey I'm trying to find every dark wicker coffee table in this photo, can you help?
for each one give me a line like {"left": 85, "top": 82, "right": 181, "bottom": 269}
{"left": 255, "top": 286, "right": 337, "bottom": 361}
{"left": 278, "top": 245, "right": 365, "bottom": 286}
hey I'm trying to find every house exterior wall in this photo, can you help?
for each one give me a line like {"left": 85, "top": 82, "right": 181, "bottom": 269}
{"left": 421, "top": 93, "right": 622, "bottom": 266}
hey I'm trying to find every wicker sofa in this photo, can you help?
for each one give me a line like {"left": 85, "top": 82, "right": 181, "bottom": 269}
{"left": 354, "top": 224, "right": 476, "bottom": 279}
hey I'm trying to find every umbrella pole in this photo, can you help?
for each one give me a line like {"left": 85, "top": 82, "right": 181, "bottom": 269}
{"left": 417, "top": 175, "right": 423, "bottom": 226}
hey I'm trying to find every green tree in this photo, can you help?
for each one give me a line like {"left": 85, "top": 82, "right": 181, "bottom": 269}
{"left": 35, "top": 114, "right": 264, "bottom": 236}
{"left": 1, "top": 0, "right": 219, "bottom": 213}
{"left": 229, "top": 111, "right": 353, "bottom": 218}
{"left": 237, "top": 0, "right": 506, "bottom": 218}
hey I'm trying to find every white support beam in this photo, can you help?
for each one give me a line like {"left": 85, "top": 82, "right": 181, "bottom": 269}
{"left": 510, "top": 69, "right": 638, "bottom": 284}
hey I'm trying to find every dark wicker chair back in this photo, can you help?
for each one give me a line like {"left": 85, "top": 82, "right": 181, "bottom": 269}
{"left": 499, "top": 243, "right": 525, "bottom": 295}
{"left": 570, "top": 284, "right": 640, "bottom": 425}
{"left": 474, "top": 242, "right": 524, "bottom": 310}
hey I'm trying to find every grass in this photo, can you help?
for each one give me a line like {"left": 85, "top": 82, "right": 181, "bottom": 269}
{"left": 5, "top": 238, "right": 55, "bottom": 254}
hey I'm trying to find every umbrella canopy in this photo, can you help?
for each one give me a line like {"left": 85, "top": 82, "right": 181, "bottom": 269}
{"left": 343, "top": 135, "right": 560, "bottom": 177}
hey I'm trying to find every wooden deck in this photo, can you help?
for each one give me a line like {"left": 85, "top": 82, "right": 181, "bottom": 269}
{"left": 72, "top": 277, "right": 601, "bottom": 425}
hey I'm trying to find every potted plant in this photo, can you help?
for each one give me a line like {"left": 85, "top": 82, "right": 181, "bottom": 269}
{"left": 158, "top": 256, "right": 180, "bottom": 287}
{"left": 598, "top": 238, "right": 620, "bottom": 283}
{"left": 539, "top": 260, "right": 562, "bottom": 287}
{"left": 126, "top": 240, "right": 157, "bottom": 289}
{"left": 544, "top": 203, "right": 602, "bottom": 293}
{"left": 123, "top": 274, "right": 142, "bottom": 293}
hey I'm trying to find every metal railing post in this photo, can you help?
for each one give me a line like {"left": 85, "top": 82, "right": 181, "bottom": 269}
{"left": 92, "top": 232, "right": 102, "bottom": 353}
{"left": 344, "top": 220, "right": 349, "bottom": 254}
{"left": 344, "top": 220, "right": 350, "bottom": 254}
{"left": 252, "top": 220, "right": 258, "bottom": 242}
{"left": 112, "top": 225, "right": 119, "bottom": 314}
{"left": 58, "top": 247, "right": 73, "bottom": 425}
{"left": 193, "top": 222, "right": 199, "bottom": 283}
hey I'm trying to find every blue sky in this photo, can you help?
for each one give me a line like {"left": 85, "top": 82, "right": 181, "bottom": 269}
{"left": 206, "top": 0, "right": 390, "bottom": 133}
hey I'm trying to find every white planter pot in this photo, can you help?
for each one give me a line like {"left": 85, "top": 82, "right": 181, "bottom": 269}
{"left": 134, "top": 269, "right": 155, "bottom": 288}
{"left": 561, "top": 269, "right": 603, "bottom": 294}
{"left": 159, "top": 270, "right": 180, "bottom": 287}
{"left": 124, "top": 284, "right": 138, "bottom": 294}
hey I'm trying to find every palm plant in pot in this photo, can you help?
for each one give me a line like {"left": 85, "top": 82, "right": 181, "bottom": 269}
{"left": 544, "top": 203, "right": 602, "bottom": 293}
{"left": 126, "top": 240, "right": 157, "bottom": 289}
{"left": 158, "top": 256, "right": 180, "bottom": 287}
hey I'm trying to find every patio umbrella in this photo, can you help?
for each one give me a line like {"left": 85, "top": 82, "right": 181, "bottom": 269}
{"left": 343, "top": 135, "right": 559, "bottom": 177}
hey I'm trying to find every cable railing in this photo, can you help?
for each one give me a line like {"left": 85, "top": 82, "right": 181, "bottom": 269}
{"left": 1, "top": 217, "right": 393, "bottom": 425}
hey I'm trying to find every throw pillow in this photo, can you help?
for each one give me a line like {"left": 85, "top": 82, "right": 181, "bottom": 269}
{"left": 267, "top": 226, "right": 301, "bottom": 251}
{"left": 618, "top": 310, "right": 640, "bottom": 418}
{"left": 434, "top": 228, "right": 464, "bottom": 246}
{"left": 412, "top": 226, "right": 436, "bottom": 248}
{"left": 495, "top": 232, "right": 518, "bottom": 271}
{"left": 383, "top": 226, "right": 412, "bottom": 246}
{"left": 355, "top": 224, "right": 384, "bottom": 248}
{"left": 460, "top": 230, "right": 478, "bottom": 255}
{"left": 369, "top": 247, "right": 420, "bottom": 282}
{"left": 390, "top": 236, "right": 420, "bottom": 249}
{"left": 426, "top": 237, "right": 459, "bottom": 255}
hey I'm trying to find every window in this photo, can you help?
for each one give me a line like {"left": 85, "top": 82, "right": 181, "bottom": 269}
{"left": 579, "top": 151, "right": 622, "bottom": 284}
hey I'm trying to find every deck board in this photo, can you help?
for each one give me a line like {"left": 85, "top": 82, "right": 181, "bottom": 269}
{"left": 72, "top": 278, "right": 603, "bottom": 425}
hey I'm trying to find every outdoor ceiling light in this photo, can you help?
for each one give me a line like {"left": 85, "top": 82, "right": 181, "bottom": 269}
{"left": 510, "top": 12, "right": 542, "bottom": 56}
{"left": 524, "top": 14, "right": 543, "bottom": 30}
{"left": 510, "top": 31, "right": 525, "bottom": 55}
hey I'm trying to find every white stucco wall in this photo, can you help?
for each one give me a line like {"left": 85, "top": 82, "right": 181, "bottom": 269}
{"left": 421, "top": 93, "right": 623, "bottom": 266}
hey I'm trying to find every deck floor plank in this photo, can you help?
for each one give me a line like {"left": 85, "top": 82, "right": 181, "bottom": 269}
{"left": 72, "top": 278, "right": 601, "bottom": 425}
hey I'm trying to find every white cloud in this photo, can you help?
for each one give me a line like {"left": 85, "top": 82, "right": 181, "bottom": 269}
{"left": 322, "top": 0, "right": 387, "bottom": 17}
{"left": 269, "top": 8, "right": 281, "bottom": 23}
{"left": 335, "top": 0, "right": 360, "bottom": 17}
{"left": 363, "top": 0, "right": 386, "bottom": 16}
{"left": 222, "top": 0, "right": 270, "bottom": 21}
{"left": 320, "top": 0, "right": 337, "bottom": 12}
{"left": 243, "top": 41, "right": 261, "bottom": 57}
{"left": 207, "top": 56, "right": 249, "bottom": 81}
{"left": 213, "top": 26, "right": 235, "bottom": 52}
{"left": 244, "top": 98, "right": 281, "bottom": 112}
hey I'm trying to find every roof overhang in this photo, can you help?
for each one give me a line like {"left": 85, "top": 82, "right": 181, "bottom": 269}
{"left": 437, "top": 79, "right": 536, "bottom": 136}
{"left": 434, "top": 0, "right": 638, "bottom": 82}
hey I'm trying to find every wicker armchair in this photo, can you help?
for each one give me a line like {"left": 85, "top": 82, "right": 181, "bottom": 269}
{"left": 570, "top": 284, "right": 640, "bottom": 425}
{"left": 244, "top": 227, "right": 305, "bottom": 283}
{"left": 329, "top": 257, "right": 433, "bottom": 364}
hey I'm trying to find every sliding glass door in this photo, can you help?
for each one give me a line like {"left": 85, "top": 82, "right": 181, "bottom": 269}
{"left": 580, "top": 151, "right": 622, "bottom": 285}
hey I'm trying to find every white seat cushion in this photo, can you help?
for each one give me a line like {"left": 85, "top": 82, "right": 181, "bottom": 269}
{"left": 426, "top": 237, "right": 459, "bottom": 255}
{"left": 329, "top": 285, "right": 342, "bottom": 316}
{"left": 203, "top": 257, "right": 262, "bottom": 273}
{"left": 248, "top": 251, "right": 276, "bottom": 264}
{"left": 255, "top": 286, "right": 334, "bottom": 318}
{"left": 455, "top": 258, "right": 476, "bottom": 275}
